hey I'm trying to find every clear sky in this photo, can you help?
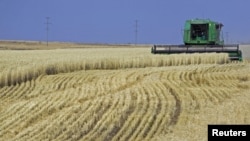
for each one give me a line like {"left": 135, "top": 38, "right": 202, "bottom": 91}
{"left": 0, "top": 0, "right": 249, "bottom": 44}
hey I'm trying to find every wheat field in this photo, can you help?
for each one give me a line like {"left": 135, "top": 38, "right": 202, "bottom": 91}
{"left": 0, "top": 42, "right": 250, "bottom": 141}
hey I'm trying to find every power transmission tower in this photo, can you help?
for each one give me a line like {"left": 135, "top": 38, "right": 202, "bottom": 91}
{"left": 45, "top": 17, "right": 51, "bottom": 46}
{"left": 135, "top": 20, "right": 138, "bottom": 45}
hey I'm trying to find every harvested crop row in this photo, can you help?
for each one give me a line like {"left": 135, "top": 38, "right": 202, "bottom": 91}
{"left": 0, "top": 48, "right": 230, "bottom": 88}
{"left": 1, "top": 62, "right": 249, "bottom": 141}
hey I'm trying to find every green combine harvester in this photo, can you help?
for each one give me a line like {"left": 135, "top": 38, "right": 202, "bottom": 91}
{"left": 151, "top": 19, "right": 242, "bottom": 61}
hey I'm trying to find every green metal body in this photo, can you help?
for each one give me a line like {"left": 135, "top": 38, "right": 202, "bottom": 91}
{"left": 183, "top": 19, "right": 224, "bottom": 45}
{"left": 151, "top": 18, "right": 243, "bottom": 61}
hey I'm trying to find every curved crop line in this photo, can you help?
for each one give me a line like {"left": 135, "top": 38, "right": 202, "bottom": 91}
{"left": 0, "top": 53, "right": 230, "bottom": 88}
{"left": 1, "top": 57, "right": 249, "bottom": 141}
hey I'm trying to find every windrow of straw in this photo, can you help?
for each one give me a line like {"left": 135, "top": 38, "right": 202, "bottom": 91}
{"left": 1, "top": 61, "right": 249, "bottom": 141}
{"left": 0, "top": 53, "right": 230, "bottom": 87}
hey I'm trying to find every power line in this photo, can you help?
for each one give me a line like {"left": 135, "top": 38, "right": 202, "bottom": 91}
{"left": 45, "top": 17, "right": 51, "bottom": 46}
{"left": 135, "top": 20, "right": 138, "bottom": 45}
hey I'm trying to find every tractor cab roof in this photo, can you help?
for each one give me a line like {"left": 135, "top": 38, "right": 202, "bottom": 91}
{"left": 186, "top": 18, "right": 223, "bottom": 26}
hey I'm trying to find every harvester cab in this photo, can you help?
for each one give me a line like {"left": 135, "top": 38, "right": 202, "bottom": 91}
{"left": 151, "top": 19, "right": 242, "bottom": 61}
